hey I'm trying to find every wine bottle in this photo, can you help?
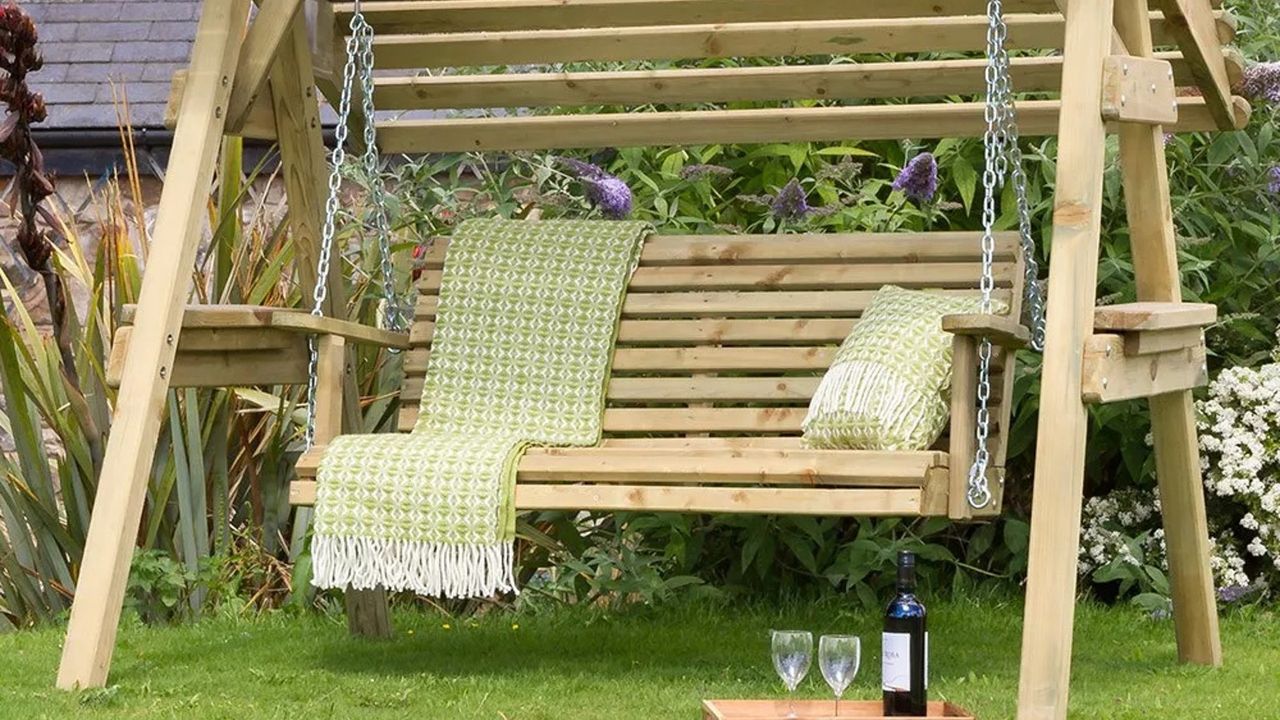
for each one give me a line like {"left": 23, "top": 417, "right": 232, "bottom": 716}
{"left": 882, "top": 550, "right": 928, "bottom": 716}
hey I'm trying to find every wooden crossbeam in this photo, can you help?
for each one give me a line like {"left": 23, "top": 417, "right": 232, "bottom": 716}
{"left": 376, "top": 96, "right": 1244, "bottom": 153}
{"left": 367, "top": 13, "right": 1232, "bottom": 69}
{"left": 335, "top": 0, "right": 1222, "bottom": 33}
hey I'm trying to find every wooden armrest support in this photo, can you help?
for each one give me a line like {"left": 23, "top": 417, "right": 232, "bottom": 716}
{"left": 1093, "top": 302, "right": 1217, "bottom": 332}
{"left": 269, "top": 314, "right": 410, "bottom": 349}
{"left": 121, "top": 303, "right": 409, "bottom": 349}
{"left": 942, "top": 313, "right": 1030, "bottom": 350}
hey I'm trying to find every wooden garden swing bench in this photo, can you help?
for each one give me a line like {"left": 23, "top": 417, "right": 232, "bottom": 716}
{"left": 63, "top": 1, "right": 1245, "bottom": 719}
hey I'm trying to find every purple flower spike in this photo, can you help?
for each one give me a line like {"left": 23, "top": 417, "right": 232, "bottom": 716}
{"left": 1268, "top": 166, "right": 1280, "bottom": 195}
{"left": 1241, "top": 62, "right": 1280, "bottom": 104}
{"left": 680, "top": 163, "right": 733, "bottom": 181}
{"left": 559, "top": 156, "right": 633, "bottom": 219}
{"left": 893, "top": 152, "right": 939, "bottom": 204}
{"left": 1217, "top": 584, "right": 1257, "bottom": 604}
{"left": 586, "top": 175, "right": 633, "bottom": 219}
{"left": 771, "top": 179, "right": 810, "bottom": 221}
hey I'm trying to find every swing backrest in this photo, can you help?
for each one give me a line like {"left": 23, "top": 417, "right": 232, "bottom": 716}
{"left": 316, "top": 0, "right": 1246, "bottom": 154}
{"left": 401, "top": 231, "right": 1025, "bottom": 478}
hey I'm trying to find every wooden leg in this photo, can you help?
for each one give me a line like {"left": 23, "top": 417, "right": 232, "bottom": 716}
{"left": 1114, "top": 0, "right": 1222, "bottom": 668}
{"left": 56, "top": 0, "right": 251, "bottom": 690}
{"left": 1150, "top": 393, "right": 1222, "bottom": 664}
{"left": 1015, "top": 2, "right": 1115, "bottom": 719}
{"left": 345, "top": 587, "right": 393, "bottom": 637}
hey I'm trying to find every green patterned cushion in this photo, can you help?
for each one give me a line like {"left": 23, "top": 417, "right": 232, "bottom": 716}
{"left": 802, "top": 285, "right": 1003, "bottom": 451}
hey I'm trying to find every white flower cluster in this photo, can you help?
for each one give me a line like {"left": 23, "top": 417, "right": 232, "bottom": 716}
{"left": 1078, "top": 489, "right": 1165, "bottom": 575}
{"left": 1197, "top": 363, "right": 1280, "bottom": 575}
{"left": 1077, "top": 358, "right": 1280, "bottom": 593}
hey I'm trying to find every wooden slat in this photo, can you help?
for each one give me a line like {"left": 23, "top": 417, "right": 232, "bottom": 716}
{"left": 401, "top": 375, "right": 820, "bottom": 403}
{"left": 413, "top": 318, "right": 857, "bottom": 347}
{"left": 416, "top": 262, "right": 1017, "bottom": 294}
{"left": 1093, "top": 301, "right": 1216, "bottom": 331}
{"left": 398, "top": 405, "right": 810, "bottom": 433}
{"left": 405, "top": 343, "right": 1009, "bottom": 376}
{"left": 405, "top": 345, "right": 836, "bottom": 375}
{"left": 379, "top": 96, "right": 1242, "bottom": 153}
{"left": 296, "top": 445, "right": 944, "bottom": 482}
{"left": 1081, "top": 334, "right": 1208, "bottom": 404}
{"left": 292, "top": 479, "right": 932, "bottom": 516}
{"left": 340, "top": 0, "right": 1067, "bottom": 34}
{"left": 1154, "top": 0, "right": 1236, "bottom": 128}
{"left": 416, "top": 233, "right": 1020, "bottom": 270}
{"left": 368, "top": 14, "right": 1220, "bottom": 69}
{"left": 948, "top": 335, "right": 979, "bottom": 521}
{"left": 415, "top": 289, "right": 1007, "bottom": 320}
{"left": 374, "top": 52, "right": 1224, "bottom": 111}
{"left": 376, "top": 56, "right": 1067, "bottom": 110}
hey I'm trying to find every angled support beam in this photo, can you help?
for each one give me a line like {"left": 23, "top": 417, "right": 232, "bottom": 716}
{"left": 1015, "top": 0, "right": 1115, "bottom": 718}
{"left": 1154, "top": 0, "right": 1235, "bottom": 128}
{"left": 227, "top": 0, "right": 305, "bottom": 134}
{"left": 1115, "top": 0, "right": 1223, "bottom": 668}
{"left": 56, "top": 0, "right": 252, "bottom": 690}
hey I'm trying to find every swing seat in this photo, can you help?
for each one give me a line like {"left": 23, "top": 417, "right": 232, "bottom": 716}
{"left": 290, "top": 230, "right": 1027, "bottom": 520}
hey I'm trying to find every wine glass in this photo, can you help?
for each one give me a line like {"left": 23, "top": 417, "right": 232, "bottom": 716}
{"left": 771, "top": 630, "right": 813, "bottom": 719}
{"left": 819, "top": 635, "right": 861, "bottom": 717}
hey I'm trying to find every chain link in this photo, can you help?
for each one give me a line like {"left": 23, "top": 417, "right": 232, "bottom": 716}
{"left": 967, "top": 0, "right": 1046, "bottom": 509}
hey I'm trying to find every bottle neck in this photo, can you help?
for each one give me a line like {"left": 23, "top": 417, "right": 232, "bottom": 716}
{"left": 896, "top": 565, "right": 915, "bottom": 594}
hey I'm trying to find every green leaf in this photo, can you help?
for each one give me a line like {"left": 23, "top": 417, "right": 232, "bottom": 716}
{"left": 952, "top": 155, "right": 978, "bottom": 212}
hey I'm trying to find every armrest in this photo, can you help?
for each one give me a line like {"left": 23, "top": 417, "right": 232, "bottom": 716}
{"left": 942, "top": 313, "right": 1030, "bottom": 350}
{"left": 267, "top": 314, "right": 410, "bottom": 350}
{"left": 121, "top": 303, "right": 411, "bottom": 349}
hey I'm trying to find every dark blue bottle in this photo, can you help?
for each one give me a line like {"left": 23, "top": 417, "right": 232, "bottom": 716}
{"left": 882, "top": 551, "right": 927, "bottom": 716}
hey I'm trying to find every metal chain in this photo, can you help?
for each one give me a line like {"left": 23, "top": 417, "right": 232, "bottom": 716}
{"left": 354, "top": 13, "right": 407, "bottom": 337}
{"left": 303, "top": 3, "right": 369, "bottom": 450}
{"left": 967, "top": 0, "right": 1046, "bottom": 509}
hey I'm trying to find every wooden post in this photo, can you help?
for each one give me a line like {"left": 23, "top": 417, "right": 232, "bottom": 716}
{"left": 268, "top": 12, "right": 392, "bottom": 638}
{"left": 1015, "top": 1, "right": 1115, "bottom": 718}
{"left": 56, "top": 0, "right": 251, "bottom": 690}
{"left": 1114, "top": 0, "right": 1222, "bottom": 667}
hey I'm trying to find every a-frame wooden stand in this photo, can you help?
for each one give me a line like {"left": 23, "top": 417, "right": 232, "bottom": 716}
{"left": 57, "top": 1, "right": 1234, "bottom": 718}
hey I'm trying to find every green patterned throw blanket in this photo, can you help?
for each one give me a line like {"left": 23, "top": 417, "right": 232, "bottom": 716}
{"left": 312, "top": 219, "right": 649, "bottom": 598}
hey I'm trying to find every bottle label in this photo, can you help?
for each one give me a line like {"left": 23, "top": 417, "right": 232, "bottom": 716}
{"left": 881, "top": 632, "right": 911, "bottom": 691}
{"left": 881, "top": 632, "right": 929, "bottom": 692}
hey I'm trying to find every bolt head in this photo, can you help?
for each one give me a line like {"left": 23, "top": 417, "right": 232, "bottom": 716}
{"left": 1101, "top": 377, "right": 1109, "bottom": 389}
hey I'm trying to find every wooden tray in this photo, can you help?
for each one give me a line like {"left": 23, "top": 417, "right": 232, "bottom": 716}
{"left": 701, "top": 700, "right": 974, "bottom": 720}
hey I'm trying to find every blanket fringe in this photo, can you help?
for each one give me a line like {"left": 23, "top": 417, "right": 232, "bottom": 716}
{"left": 311, "top": 535, "right": 518, "bottom": 599}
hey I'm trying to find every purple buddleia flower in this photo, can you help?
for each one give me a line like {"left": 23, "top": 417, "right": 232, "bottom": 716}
{"left": 559, "top": 156, "right": 633, "bottom": 219}
{"left": 1217, "top": 584, "right": 1258, "bottom": 604}
{"left": 771, "top": 179, "right": 810, "bottom": 221}
{"left": 585, "top": 175, "right": 633, "bottom": 219}
{"left": 892, "top": 152, "right": 939, "bottom": 203}
{"left": 1268, "top": 166, "right": 1280, "bottom": 195}
{"left": 1241, "top": 62, "right": 1280, "bottom": 103}
{"left": 679, "top": 163, "right": 734, "bottom": 181}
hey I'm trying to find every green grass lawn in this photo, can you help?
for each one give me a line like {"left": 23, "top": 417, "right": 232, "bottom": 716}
{"left": 1, "top": 597, "right": 1276, "bottom": 719}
